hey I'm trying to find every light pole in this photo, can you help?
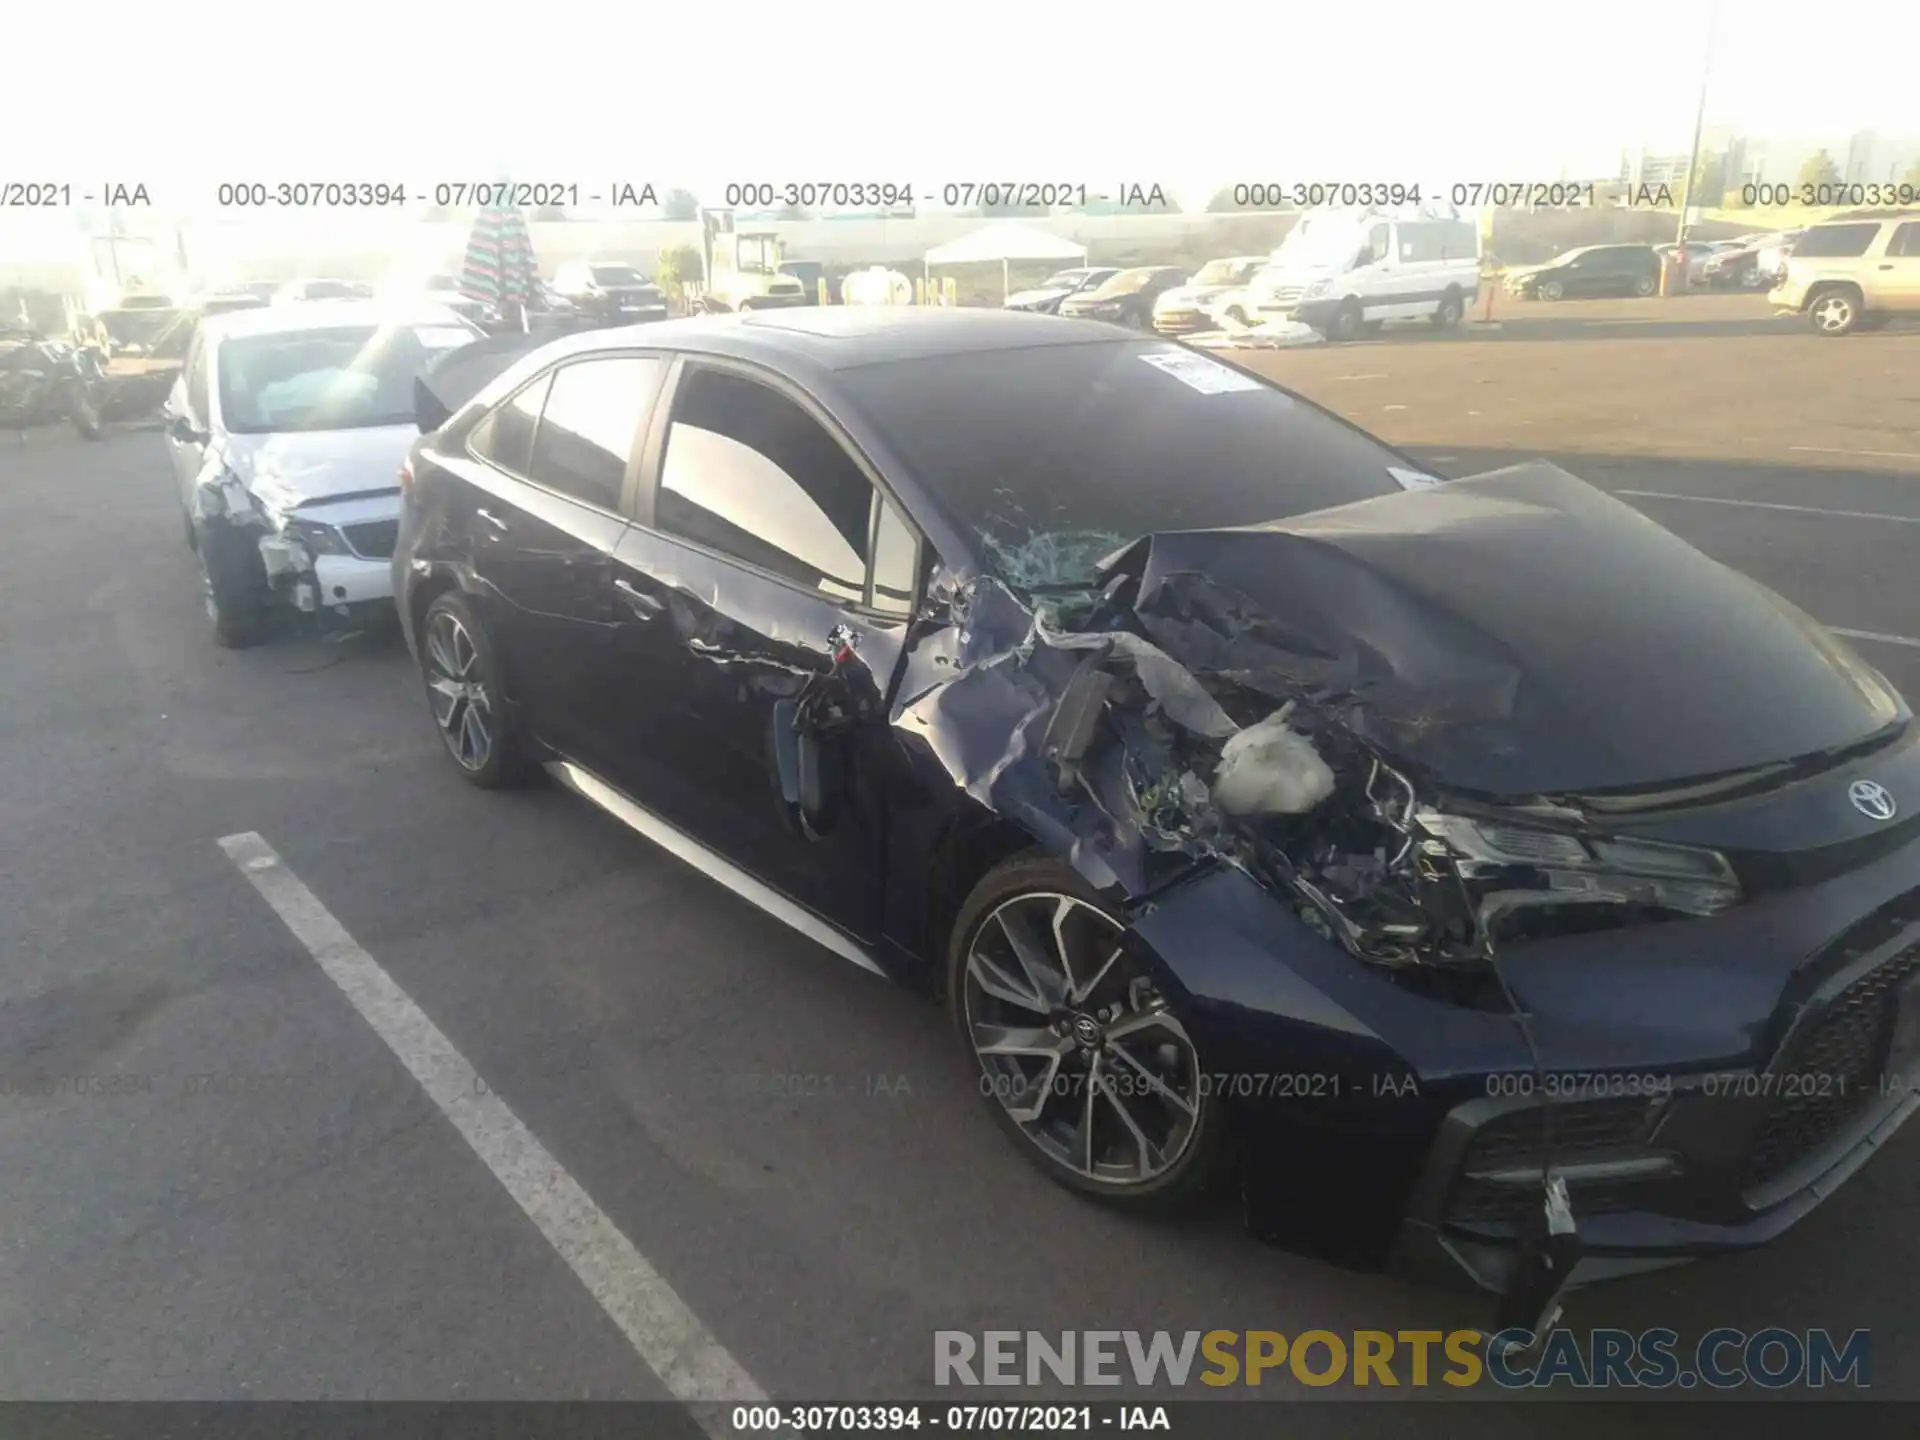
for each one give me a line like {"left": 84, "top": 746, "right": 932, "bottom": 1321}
{"left": 1670, "top": 0, "right": 1722, "bottom": 291}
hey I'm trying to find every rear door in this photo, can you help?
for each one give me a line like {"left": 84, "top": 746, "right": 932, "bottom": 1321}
{"left": 1876, "top": 221, "right": 1920, "bottom": 313}
{"left": 460, "top": 353, "right": 667, "bottom": 770}
{"left": 604, "top": 358, "right": 923, "bottom": 944}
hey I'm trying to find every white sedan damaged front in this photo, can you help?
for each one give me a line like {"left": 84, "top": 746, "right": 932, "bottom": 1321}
{"left": 190, "top": 452, "right": 399, "bottom": 629}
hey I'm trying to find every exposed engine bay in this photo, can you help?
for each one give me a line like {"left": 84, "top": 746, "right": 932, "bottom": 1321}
{"left": 896, "top": 462, "right": 1900, "bottom": 973}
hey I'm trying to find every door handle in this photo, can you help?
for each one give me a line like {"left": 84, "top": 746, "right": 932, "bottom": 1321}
{"left": 1879, "top": 264, "right": 1894, "bottom": 270}
{"left": 613, "top": 577, "right": 664, "bottom": 618}
{"left": 475, "top": 507, "right": 509, "bottom": 533}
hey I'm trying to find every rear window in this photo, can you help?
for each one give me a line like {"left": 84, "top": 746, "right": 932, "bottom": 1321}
{"left": 838, "top": 340, "right": 1409, "bottom": 589}
{"left": 1793, "top": 224, "right": 1881, "bottom": 258}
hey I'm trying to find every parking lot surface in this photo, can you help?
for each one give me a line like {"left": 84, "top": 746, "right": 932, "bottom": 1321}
{"left": 2, "top": 310, "right": 1917, "bottom": 1422}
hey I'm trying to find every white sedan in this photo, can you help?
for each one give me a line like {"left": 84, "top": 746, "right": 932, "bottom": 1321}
{"left": 162, "top": 300, "right": 482, "bottom": 646}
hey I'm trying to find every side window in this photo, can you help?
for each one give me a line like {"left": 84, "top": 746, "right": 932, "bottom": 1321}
{"left": 1889, "top": 223, "right": 1920, "bottom": 258}
{"left": 869, "top": 494, "right": 919, "bottom": 616}
{"left": 1398, "top": 224, "right": 1441, "bottom": 263}
{"left": 470, "top": 371, "right": 550, "bottom": 478}
{"left": 655, "top": 367, "right": 883, "bottom": 605}
{"left": 187, "top": 337, "right": 209, "bottom": 419}
{"left": 1367, "top": 224, "right": 1392, "bottom": 264}
{"left": 526, "top": 355, "right": 665, "bottom": 511}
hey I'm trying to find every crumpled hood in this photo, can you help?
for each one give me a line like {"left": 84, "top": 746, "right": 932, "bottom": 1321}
{"left": 1110, "top": 462, "right": 1907, "bottom": 796}
{"left": 220, "top": 425, "right": 416, "bottom": 515}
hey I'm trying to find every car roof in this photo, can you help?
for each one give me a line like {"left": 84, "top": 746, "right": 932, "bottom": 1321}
{"left": 198, "top": 299, "right": 472, "bottom": 342}
{"left": 520, "top": 307, "right": 1135, "bottom": 372}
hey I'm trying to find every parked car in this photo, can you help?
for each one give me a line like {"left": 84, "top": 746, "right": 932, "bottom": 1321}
{"left": 1507, "top": 244, "right": 1661, "bottom": 300}
{"left": 1252, "top": 213, "right": 1481, "bottom": 339}
{"left": 1771, "top": 211, "right": 1920, "bottom": 336}
{"left": 1650, "top": 240, "right": 1741, "bottom": 287}
{"left": 192, "top": 290, "right": 272, "bottom": 317}
{"left": 1755, "top": 229, "right": 1805, "bottom": 285}
{"left": 551, "top": 261, "right": 670, "bottom": 327}
{"left": 274, "top": 278, "right": 377, "bottom": 303}
{"left": 163, "top": 301, "right": 483, "bottom": 645}
{"left": 1702, "top": 243, "right": 1777, "bottom": 290}
{"left": 1057, "top": 267, "right": 1188, "bottom": 328}
{"left": 1002, "top": 267, "right": 1118, "bottom": 315}
{"left": 1151, "top": 256, "right": 1268, "bottom": 335}
{"left": 394, "top": 308, "right": 1920, "bottom": 1310}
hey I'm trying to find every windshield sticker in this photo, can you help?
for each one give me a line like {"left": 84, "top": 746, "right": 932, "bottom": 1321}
{"left": 1389, "top": 466, "right": 1446, "bottom": 491}
{"left": 1138, "top": 351, "right": 1265, "bottom": 395}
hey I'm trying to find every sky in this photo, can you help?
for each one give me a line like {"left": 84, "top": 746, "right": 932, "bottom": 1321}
{"left": 5, "top": 0, "right": 1918, "bottom": 223}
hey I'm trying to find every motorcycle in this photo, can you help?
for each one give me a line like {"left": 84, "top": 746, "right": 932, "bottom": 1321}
{"left": 0, "top": 333, "right": 107, "bottom": 439}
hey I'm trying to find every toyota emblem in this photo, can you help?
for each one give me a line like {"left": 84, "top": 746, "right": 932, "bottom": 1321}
{"left": 1071, "top": 1014, "right": 1102, "bottom": 1047}
{"left": 1849, "top": 779, "right": 1897, "bottom": 822}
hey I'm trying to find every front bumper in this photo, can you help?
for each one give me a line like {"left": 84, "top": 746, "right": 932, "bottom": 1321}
{"left": 1153, "top": 309, "right": 1217, "bottom": 335}
{"left": 1127, "top": 777, "right": 1920, "bottom": 1289}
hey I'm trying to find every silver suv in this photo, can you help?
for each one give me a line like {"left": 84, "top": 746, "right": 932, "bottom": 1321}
{"left": 1770, "top": 211, "right": 1920, "bottom": 336}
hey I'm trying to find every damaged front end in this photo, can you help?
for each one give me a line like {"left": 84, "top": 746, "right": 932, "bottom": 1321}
{"left": 190, "top": 451, "right": 402, "bottom": 631}
{"left": 909, "top": 461, "right": 1885, "bottom": 975}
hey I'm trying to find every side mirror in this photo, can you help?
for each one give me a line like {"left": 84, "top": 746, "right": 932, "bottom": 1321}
{"left": 168, "top": 414, "right": 203, "bottom": 444}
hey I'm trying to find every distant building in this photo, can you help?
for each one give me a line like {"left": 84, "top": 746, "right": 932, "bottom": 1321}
{"left": 1843, "top": 131, "right": 1920, "bottom": 183}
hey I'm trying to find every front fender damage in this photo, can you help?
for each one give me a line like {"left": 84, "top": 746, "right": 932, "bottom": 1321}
{"left": 191, "top": 453, "right": 321, "bottom": 616}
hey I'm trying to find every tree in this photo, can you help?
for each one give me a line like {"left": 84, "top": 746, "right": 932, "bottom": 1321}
{"left": 660, "top": 188, "right": 700, "bottom": 222}
{"left": 534, "top": 205, "right": 569, "bottom": 223}
{"left": 656, "top": 244, "right": 704, "bottom": 310}
{"left": 1688, "top": 154, "right": 1725, "bottom": 204}
{"left": 1797, "top": 150, "right": 1842, "bottom": 188}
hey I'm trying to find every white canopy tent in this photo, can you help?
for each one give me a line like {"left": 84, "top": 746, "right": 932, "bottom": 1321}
{"left": 923, "top": 223, "right": 1089, "bottom": 301}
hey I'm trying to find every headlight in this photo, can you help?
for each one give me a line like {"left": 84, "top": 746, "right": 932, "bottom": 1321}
{"left": 285, "top": 517, "right": 349, "bottom": 556}
{"left": 1301, "top": 280, "right": 1331, "bottom": 299}
{"left": 1419, "top": 811, "right": 1741, "bottom": 924}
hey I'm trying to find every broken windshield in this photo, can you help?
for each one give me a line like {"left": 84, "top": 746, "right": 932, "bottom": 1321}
{"left": 837, "top": 339, "right": 1409, "bottom": 590}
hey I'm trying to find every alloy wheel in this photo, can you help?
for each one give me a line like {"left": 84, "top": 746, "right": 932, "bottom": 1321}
{"left": 424, "top": 609, "right": 494, "bottom": 771}
{"left": 963, "top": 892, "right": 1203, "bottom": 1187}
{"left": 1811, "top": 293, "right": 1855, "bottom": 334}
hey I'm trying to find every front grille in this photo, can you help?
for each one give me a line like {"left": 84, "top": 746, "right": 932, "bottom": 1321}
{"left": 1740, "top": 944, "right": 1920, "bottom": 1190}
{"left": 1446, "top": 1096, "right": 1659, "bottom": 1227}
{"left": 341, "top": 520, "right": 399, "bottom": 559}
{"left": 1259, "top": 287, "right": 1304, "bottom": 308}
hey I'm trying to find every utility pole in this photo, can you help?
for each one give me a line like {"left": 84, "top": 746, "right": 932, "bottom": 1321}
{"left": 1673, "top": 0, "right": 1722, "bottom": 253}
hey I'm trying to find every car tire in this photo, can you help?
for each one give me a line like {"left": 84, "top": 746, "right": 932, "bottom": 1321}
{"left": 418, "top": 589, "right": 531, "bottom": 788}
{"left": 1327, "top": 300, "right": 1364, "bottom": 341}
{"left": 1540, "top": 279, "right": 1566, "bottom": 302}
{"left": 1431, "top": 290, "right": 1465, "bottom": 328}
{"left": 195, "top": 526, "right": 269, "bottom": 650}
{"left": 1633, "top": 275, "right": 1657, "bottom": 297}
{"left": 947, "top": 853, "right": 1228, "bottom": 1214}
{"left": 1807, "top": 286, "right": 1861, "bottom": 336}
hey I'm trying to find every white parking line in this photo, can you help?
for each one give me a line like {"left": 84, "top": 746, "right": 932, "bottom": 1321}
{"left": 1615, "top": 490, "right": 1920, "bottom": 524}
{"left": 218, "top": 831, "right": 776, "bottom": 1434}
{"left": 1791, "top": 446, "right": 1920, "bottom": 462}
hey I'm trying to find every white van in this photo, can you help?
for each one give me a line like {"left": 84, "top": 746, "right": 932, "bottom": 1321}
{"left": 1250, "top": 212, "right": 1482, "bottom": 340}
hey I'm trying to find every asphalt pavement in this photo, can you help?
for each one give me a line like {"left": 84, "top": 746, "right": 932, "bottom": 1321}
{"left": 1, "top": 312, "right": 1917, "bottom": 1425}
